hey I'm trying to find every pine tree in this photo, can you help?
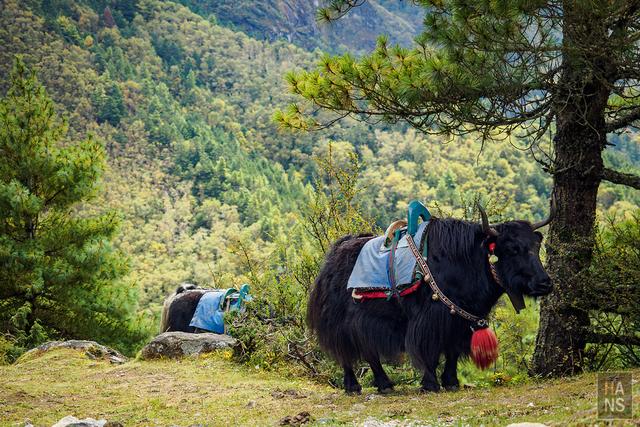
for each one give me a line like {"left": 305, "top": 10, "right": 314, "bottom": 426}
{"left": 0, "top": 58, "right": 147, "bottom": 359}
{"left": 94, "top": 80, "right": 126, "bottom": 126}
{"left": 277, "top": 1, "right": 640, "bottom": 376}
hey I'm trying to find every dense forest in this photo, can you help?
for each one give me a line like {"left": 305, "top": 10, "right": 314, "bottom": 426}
{"left": 1, "top": 0, "right": 639, "bottom": 380}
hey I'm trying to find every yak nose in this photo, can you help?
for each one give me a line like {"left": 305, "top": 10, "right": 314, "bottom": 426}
{"left": 530, "top": 277, "right": 553, "bottom": 296}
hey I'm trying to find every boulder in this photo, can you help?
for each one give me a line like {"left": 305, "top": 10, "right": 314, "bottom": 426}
{"left": 19, "top": 340, "right": 127, "bottom": 364}
{"left": 140, "top": 332, "right": 236, "bottom": 359}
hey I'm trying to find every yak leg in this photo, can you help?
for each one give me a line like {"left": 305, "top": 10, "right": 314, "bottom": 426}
{"left": 365, "top": 357, "right": 393, "bottom": 394}
{"left": 343, "top": 365, "right": 362, "bottom": 394}
{"left": 419, "top": 351, "right": 441, "bottom": 393}
{"left": 440, "top": 351, "right": 460, "bottom": 391}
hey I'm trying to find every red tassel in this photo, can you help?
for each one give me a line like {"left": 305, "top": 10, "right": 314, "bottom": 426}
{"left": 470, "top": 327, "right": 499, "bottom": 369}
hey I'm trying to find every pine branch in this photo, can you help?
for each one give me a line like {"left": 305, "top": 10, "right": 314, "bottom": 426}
{"left": 605, "top": 107, "right": 640, "bottom": 132}
{"left": 601, "top": 168, "right": 640, "bottom": 190}
{"left": 317, "top": 0, "right": 367, "bottom": 22}
{"left": 586, "top": 332, "right": 640, "bottom": 346}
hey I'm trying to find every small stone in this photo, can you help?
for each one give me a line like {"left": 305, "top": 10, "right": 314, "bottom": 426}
{"left": 52, "top": 415, "right": 107, "bottom": 427}
{"left": 279, "top": 411, "right": 312, "bottom": 426}
{"left": 246, "top": 400, "right": 257, "bottom": 408}
{"left": 271, "top": 389, "right": 306, "bottom": 399}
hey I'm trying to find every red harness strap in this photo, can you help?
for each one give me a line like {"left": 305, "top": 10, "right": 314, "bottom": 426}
{"left": 352, "top": 279, "right": 422, "bottom": 301}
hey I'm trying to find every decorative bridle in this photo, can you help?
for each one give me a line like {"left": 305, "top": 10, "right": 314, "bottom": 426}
{"left": 406, "top": 232, "right": 493, "bottom": 329}
{"left": 487, "top": 242, "right": 503, "bottom": 287}
{"left": 406, "top": 230, "right": 500, "bottom": 369}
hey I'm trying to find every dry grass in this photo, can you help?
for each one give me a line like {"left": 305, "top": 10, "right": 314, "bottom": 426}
{"left": 0, "top": 348, "right": 638, "bottom": 426}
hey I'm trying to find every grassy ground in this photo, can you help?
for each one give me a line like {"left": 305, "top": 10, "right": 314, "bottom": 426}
{"left": 1, "top": 348, "right": 638, "bottom": 426}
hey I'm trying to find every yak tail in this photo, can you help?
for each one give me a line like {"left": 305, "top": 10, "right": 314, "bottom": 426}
{"left": 159, "top": 295, "right": 173, "bottom": 333}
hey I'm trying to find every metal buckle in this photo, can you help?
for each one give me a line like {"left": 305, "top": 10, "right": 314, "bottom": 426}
{"left": 476, "top": 319, "right": 489, "bottom": 329}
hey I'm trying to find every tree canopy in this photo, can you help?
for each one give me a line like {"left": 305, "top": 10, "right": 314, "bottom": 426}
{"left": 281, "top": 2, "right": 640, "bottom": 156}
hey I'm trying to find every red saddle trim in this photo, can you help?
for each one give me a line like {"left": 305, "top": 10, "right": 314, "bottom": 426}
{"left": 352, "top": 279, "right": 422, "bottom": 301}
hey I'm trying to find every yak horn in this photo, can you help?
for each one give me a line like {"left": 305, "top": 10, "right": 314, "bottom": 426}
{"left": 532, "top": 193, "right": 557, "bottom": 230}
{"left": 477, "top": 202, "right": 499, "bottom": 237}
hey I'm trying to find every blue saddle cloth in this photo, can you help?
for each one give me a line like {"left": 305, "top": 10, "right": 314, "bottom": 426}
{"left": 347, "top": 221, "right": 428, "bottom": 290}
{"left": 189, "top": 291, "right": 226, "bottom": 333}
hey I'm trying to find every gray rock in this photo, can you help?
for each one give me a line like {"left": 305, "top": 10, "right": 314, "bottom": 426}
{"left": 51, "top": 415, "right": 107, "bottom": 427}
{"left": 140, "top": 332, "right": 236, "bottom": 359}
{"left": 20, "top": 340, "right": 127, "bottom": 364}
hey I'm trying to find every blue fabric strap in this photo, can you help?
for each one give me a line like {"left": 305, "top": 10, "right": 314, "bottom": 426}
{"left": 387, "top": 230, "right": 402, "bottom": 297}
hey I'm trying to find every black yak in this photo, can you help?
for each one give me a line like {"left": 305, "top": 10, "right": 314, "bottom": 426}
{"left": 160, "top": 283, "right": 251, "bottom": 333}
{"left": 307, "top": 204, "right": 554, "bottom": 393}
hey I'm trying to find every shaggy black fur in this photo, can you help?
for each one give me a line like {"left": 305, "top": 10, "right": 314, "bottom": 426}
{"left": 307, "top": 218, "right": 552, "bottom": 394}
{"left": 161, "top": 285, "right": 207, "bottom": 333}
{"left": 176, "top": 283, "right": 198, "bottom": 294}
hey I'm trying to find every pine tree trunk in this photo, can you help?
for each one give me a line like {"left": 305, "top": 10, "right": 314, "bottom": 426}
{"left": 531, "top": 124, "right": 603, "bottom": 376}
{"left": 530, "top": 0, "right": 613, "bottom": 378}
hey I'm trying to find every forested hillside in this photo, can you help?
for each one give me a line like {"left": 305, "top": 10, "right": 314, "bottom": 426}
{"left": 1, "top": 0, "right": 638, "bottom": 335}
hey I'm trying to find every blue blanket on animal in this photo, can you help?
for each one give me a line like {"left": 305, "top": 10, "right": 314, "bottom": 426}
{"left": 189, "top": 291, "right": 226, "bottom": 333}
{"left": 189, "top": 284, "right": 252, "bottom": 333}
{"left": 347, "top": 221, "right": 428, "bottom": 290}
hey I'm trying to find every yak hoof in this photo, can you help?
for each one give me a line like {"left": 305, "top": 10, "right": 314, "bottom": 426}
{"left": 443, "top": 384, "right": 459, "bottom": 392}
{"left": 419, "top": 384, "right": 440, "bottom": 393}
{"left": 378, "top": 386, "right": 394, "bottom": 394}
{"left": 345, "top": 384, "right": 362, "bottom": 395}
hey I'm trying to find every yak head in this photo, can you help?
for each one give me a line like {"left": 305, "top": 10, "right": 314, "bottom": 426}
{"left": 477, "top": 198, "right": 555, "bottom": 311}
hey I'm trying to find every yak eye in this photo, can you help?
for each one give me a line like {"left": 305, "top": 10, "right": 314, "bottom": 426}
{"left": 504, "top": 245, "right": 519, "bottom": 256}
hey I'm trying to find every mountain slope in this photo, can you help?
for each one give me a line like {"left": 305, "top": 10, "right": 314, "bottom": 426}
{"left": 1, "top": 0, "right": 638, "bottom": 321}
{"left": 174, "top": 0, "right": 423, "bottom": 54}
